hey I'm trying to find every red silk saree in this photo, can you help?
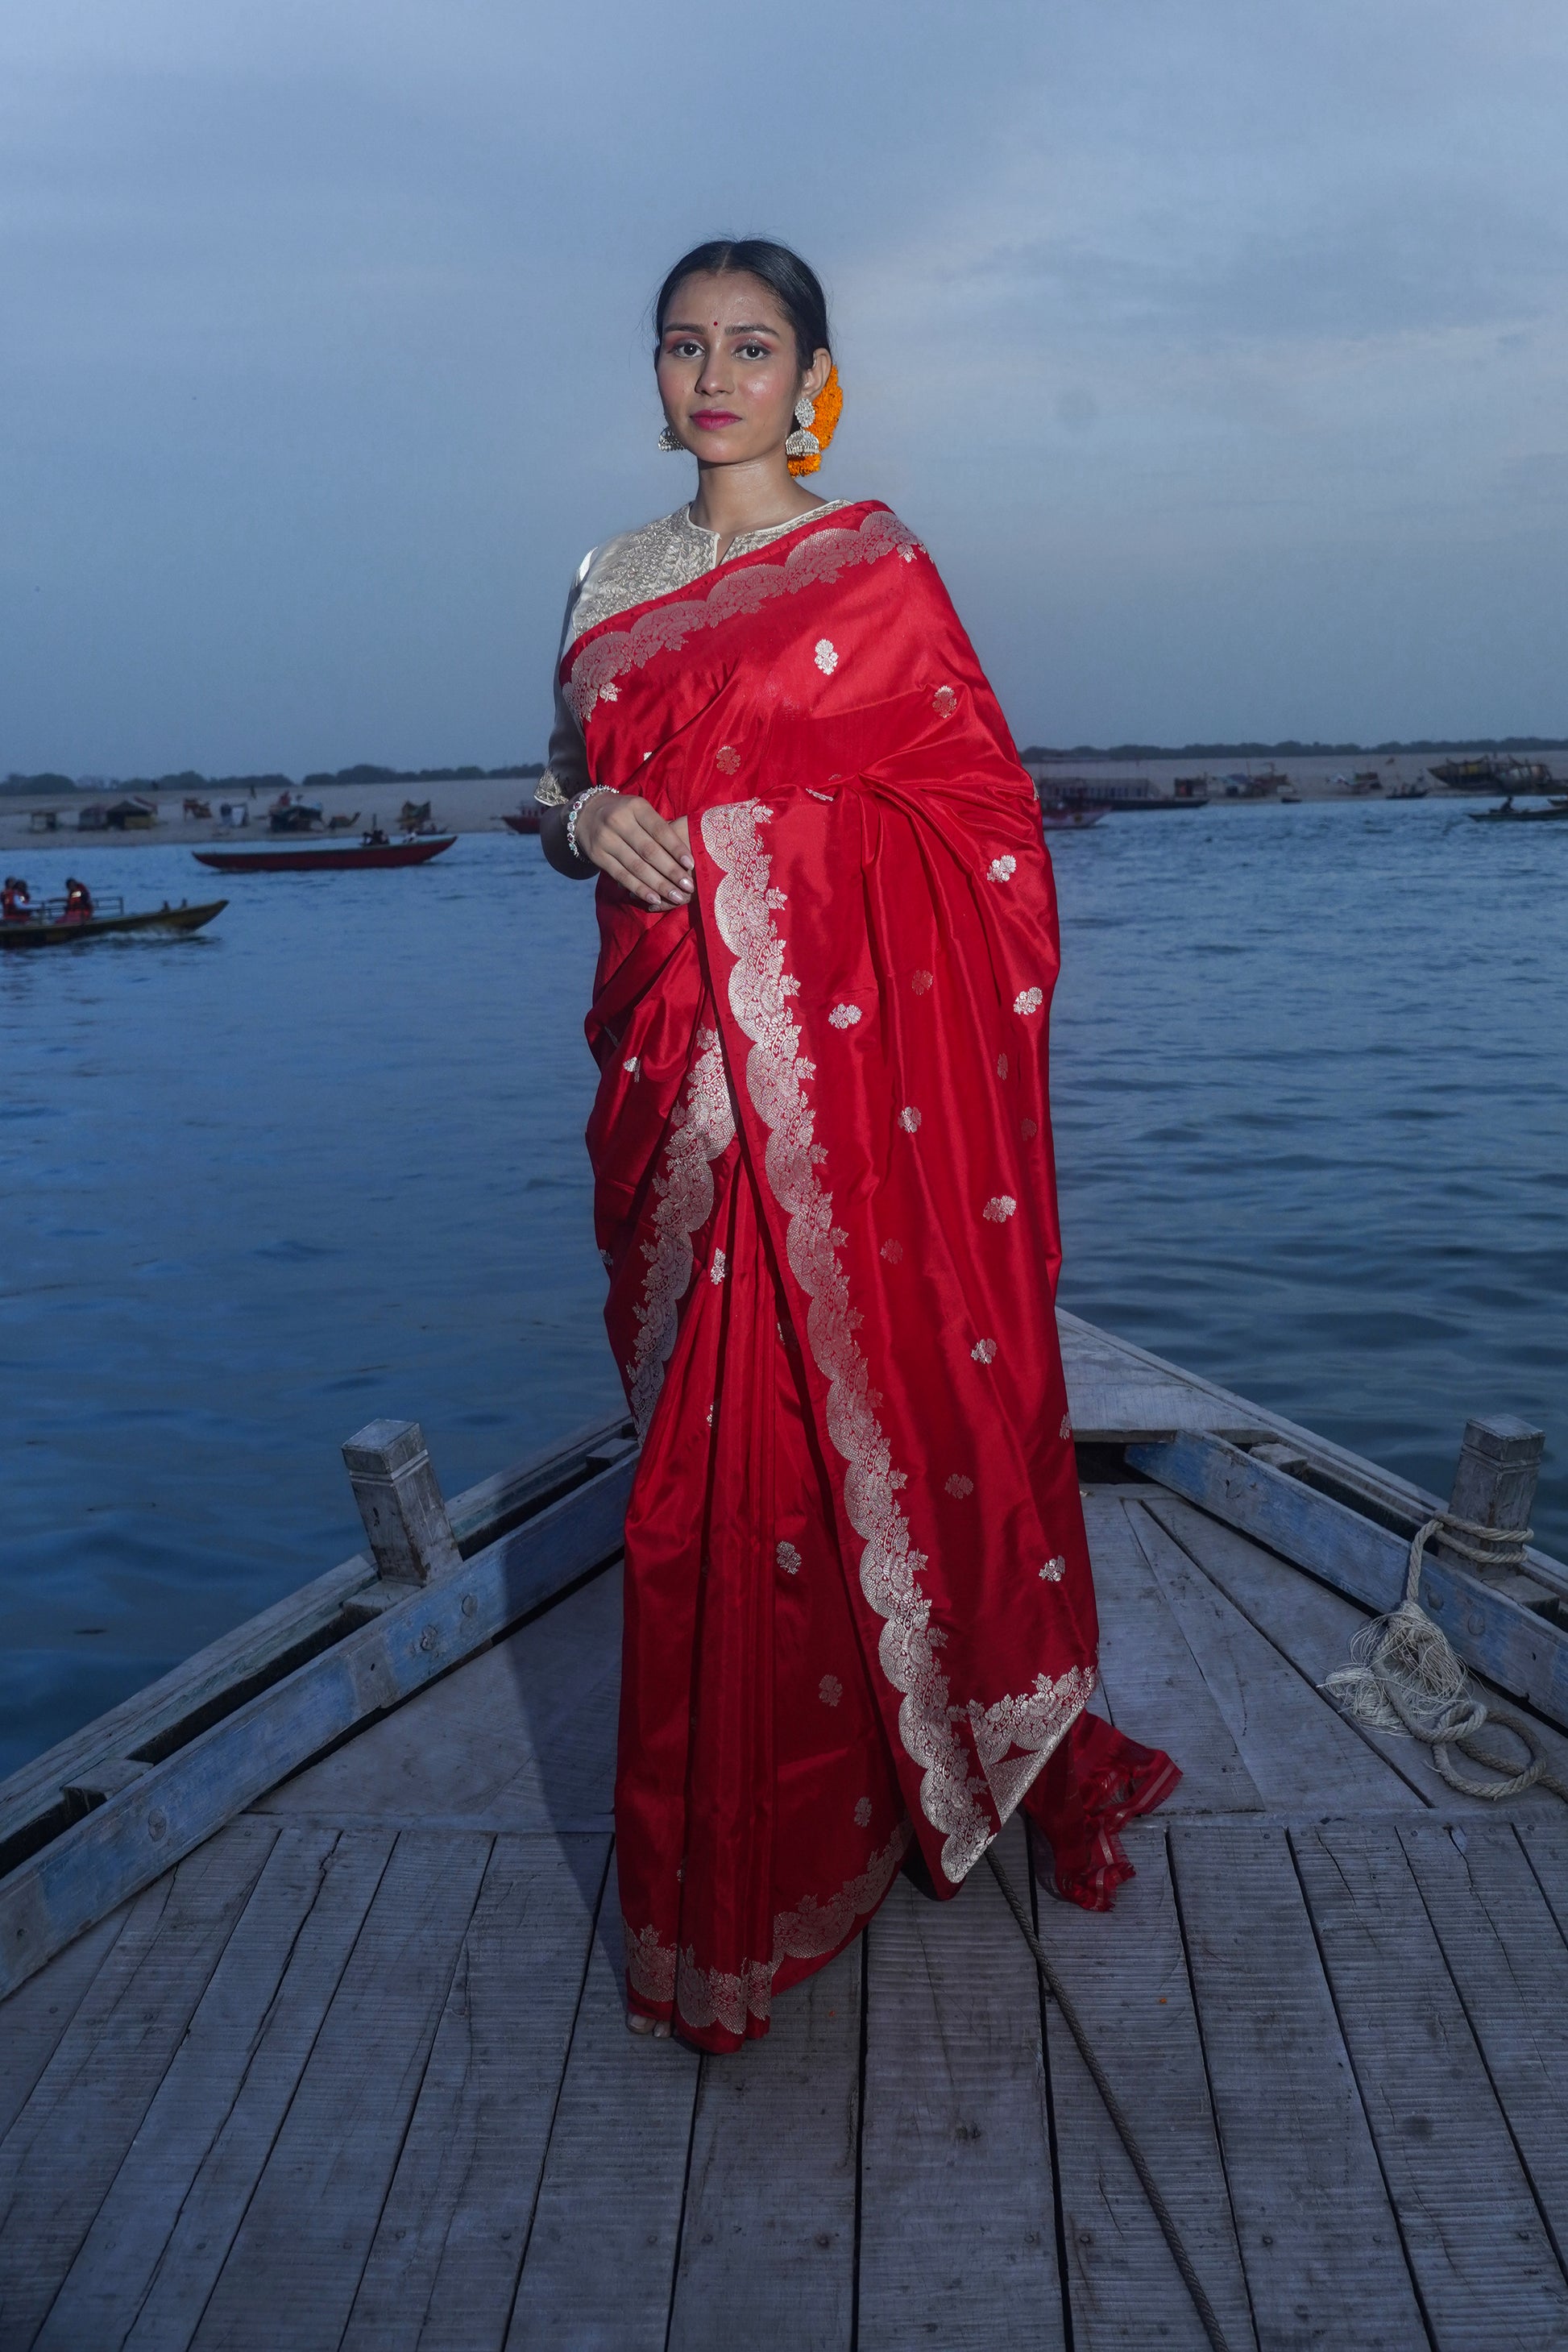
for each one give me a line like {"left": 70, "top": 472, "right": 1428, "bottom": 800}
{"left": 570, "top": 500, "right": 1178, "bottom": 2051}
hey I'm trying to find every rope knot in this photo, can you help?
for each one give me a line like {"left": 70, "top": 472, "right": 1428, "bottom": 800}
{"left": 1321, "top": 1514, "right": 1558, "bottom": 1804}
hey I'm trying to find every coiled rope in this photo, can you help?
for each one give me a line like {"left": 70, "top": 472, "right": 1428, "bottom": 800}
{"left": 986, "top": 1849, "right": 1237, "bottom": 2352}
{"left": 1321, "top": 1512, "right": 1568, "bottom": 1804}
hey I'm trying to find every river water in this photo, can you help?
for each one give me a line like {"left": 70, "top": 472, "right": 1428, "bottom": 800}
{"left": 2, "top": 801, "right": 1564, "bottom": 1776}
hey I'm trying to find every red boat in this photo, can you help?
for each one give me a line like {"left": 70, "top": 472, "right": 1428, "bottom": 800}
{"left": 502, "top": 810, "right": 542, "bottom": 836}
{"left": 193, "top": 835, "right": 457, "bottom": 874}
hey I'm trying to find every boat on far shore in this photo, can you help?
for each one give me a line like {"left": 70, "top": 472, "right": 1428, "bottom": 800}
{"left": 502, "top": 807, "right": 542, "bottom": 836}
{"left": 193, "top": 834, "right": 457, "bottom": 874}
{"left": 1039, "top": 806, "right": 1105, "bottom": 831}
{"left": 1430, "top": 755, "right": 1562, "bottom": 790}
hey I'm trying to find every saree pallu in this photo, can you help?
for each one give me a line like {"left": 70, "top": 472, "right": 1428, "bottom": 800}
{"left": 574, "top": 501, "right": 1178, "bottom": 2051}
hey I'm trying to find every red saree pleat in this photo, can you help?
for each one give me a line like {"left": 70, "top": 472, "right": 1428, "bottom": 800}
{"left": 577, "top": 502, "right": 1178, "bottom": 2051}
{"left": 606, "top": 970, "right": 908, "bottom": 2050}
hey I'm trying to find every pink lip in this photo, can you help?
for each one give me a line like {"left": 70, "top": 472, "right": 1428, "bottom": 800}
{"left": 691, "top": 410, "right": 740, "bottom": 428}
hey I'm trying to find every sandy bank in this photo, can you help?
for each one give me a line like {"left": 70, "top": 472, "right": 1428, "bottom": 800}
{"left": 0, "top": 774, "right": 544, "bottom": 855}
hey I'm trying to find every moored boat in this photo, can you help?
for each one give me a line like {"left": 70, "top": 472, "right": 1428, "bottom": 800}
{"left": 265, "top": 790, "right": 327, "bottom": 834}
{"left": 192, "top": 834, "right": 457, "bottom": 873}
{"left": 502, "top": 807, "right": 543, "bottom": 835}
{"left": 1039, "top": 806, "right": 1105, "bottom": 830}
{"left": 0, "top": 895, "right": 226, "bottom": 948}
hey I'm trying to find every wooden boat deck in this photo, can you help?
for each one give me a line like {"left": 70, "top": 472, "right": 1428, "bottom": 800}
{"left": 6, "top": 1317, "right": 1568, "bottom": 2349}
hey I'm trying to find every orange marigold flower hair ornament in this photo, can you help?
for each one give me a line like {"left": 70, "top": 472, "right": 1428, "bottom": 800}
{"left": 786, "top": 365, "right": 843, "bottom": 477}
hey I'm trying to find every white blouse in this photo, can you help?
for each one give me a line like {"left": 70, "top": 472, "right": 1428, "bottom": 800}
{"left": 537, "top": 500, "right": 854, "bottom": 806}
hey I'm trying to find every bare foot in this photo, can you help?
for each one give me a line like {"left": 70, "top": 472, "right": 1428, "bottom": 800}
{"left": 627, "top": 2010, "right": 673, "bottom": 2038}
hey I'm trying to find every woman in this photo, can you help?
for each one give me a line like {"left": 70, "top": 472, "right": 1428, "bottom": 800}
{"left": 538, "top": 239, "right": 1178, "bottom": 2052}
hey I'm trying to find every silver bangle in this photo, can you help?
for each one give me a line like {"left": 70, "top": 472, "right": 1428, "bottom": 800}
{"left": 566, "top": 785, "right": 618, "bottom": 862}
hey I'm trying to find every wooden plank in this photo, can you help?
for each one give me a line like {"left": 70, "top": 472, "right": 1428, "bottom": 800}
{"left": 1516, "top": 1816, "right": 1568, "bottom": 1946}
{"left": 36, "top": 1825, "right": 391, "bottom": 2352}
{"left": 1292, "top": 1821, "right": 1568, "bottom": 2344}
{"left": 508, "top": 1898, "right": 701, "bottom": 2351}
{"left": 0, "top": 1905, "right": 130, "bottom": 2142}
{"left": 1169, "top": 1822, "right": 1425, "bottom": 2346}
{"left": 666, "top": 1942, "right": 862, "bottom": 2352}
{"left": 0, "top": 1414, "right": 631, "bottom": 1859}
{"left": 1129, "top": 1433, "right": 1568, "bottom": 1726}
{"left": 0, "top": 1454, "right": 635, "bottom": 2000}
{"left": 1081, "top": 1492, "right": 1264, "bottom": 1816}
{"left": 255, "top": 1565, "right": 622, "bottom": 1834}
{"left": 0, "top": 1818, "right": 279, "bottom": 2350}
{"left": 1124, "top": 1503, "right": 1425, "bottom": 1813}
{"left": 447, "top": 1423, "right": 636, "bottom": 1553}
{"left": 1037, "top": 1825, "right": 1255, "bottom": 2350}
{"left": 1058, "top": 1312, "right": 1276, "bottom": 1444}
{"left": 1145, "top": 1496, "right": 1568, "bottom": 1816}
{"left": 1397, "top": 1819, "right": 1568, "bottom": 2258}
{"left": 857, "top": 1823, "right": 1064, "bottom": 2351}
{"left": 341, "top": 1835, "right": 610, "bottom": 2352}
{"left": 189, "top": 1830, "right": 493, "bottom": 2351}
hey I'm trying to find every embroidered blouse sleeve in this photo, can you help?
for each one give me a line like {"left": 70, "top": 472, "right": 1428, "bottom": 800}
{"left": 536, "top": 549, "right": 595, "bottom": 807}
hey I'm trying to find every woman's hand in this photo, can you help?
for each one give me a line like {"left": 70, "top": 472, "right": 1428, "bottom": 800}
{"left": 576, "top": 795, "right": 694, "bottom": 909}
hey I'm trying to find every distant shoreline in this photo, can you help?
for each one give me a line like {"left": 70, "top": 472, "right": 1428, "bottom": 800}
{"left": 0, "top": 773, "right": 547, "bottom": 854}
{"left": 6, "top": 738, "right": 1567, "bottom": 800}
{"left": 0, "top": 751, "right": 1541, "bottom": 857}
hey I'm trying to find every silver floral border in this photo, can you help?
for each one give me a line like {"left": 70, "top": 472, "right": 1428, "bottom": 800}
{"left": 700, "top": 799, "right": 1093, "bottom": 1880}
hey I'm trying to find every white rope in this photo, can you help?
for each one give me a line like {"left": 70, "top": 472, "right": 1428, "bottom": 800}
{"left": 1321, "top": 1513, "right": 1568, "bottom": 1804}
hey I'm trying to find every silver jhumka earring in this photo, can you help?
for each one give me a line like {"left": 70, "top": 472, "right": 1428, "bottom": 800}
{"left": 784, "top": 392, "right": 819, "bottom": 463}
{"left": 657, "top": 424, "right": 682, "bottom": 451}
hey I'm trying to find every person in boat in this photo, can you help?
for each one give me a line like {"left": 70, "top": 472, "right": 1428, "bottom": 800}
{"left": 63, "top": 876, "right": 94, "bottom": 922}
{"left": 1, "top": 876, "right": 33, "bottom": 922}
{"left": 537, "top": 239, "right": 1180, "bottom": 2053}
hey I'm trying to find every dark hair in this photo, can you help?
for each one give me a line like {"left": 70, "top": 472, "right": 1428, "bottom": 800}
{"left": 653, "top": 239, "right": 831, "bottom": 371}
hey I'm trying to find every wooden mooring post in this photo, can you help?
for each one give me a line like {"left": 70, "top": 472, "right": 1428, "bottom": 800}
{"left": 1441, "top": 1412, "right": 1545, "bottom": 1599}
{"left": 1446, "top": 1413, "right": 1544, "bottom": 1543}
{"left": 342, "top": 1418, "right": 463, "bottom": 1585}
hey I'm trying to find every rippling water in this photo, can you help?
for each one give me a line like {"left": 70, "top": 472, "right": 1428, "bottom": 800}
{"left": 2, "top": 802, "right": 1564, "bottom": 1774}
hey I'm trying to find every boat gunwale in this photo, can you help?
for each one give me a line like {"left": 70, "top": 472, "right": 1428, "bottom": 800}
{"left": 0, "top": 1416, "right": 633, "bottom": 1858}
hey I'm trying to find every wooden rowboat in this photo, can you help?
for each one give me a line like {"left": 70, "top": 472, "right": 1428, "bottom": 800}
{"left": 1468, "top": 797, "right": 1568, "bottom": 823}
{"left": 5, "top": 1313, "right": 1568, "bottom": 2342}
{"left": 192, "top": 835, "right": 456, "bottom": 873}
{"left": 0, "top": 897, "right": 226, "bottom": 949}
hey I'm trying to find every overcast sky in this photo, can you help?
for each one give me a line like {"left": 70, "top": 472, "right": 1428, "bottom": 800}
{"left": 3, "top": 0, "right": 1566, "bottom": 775}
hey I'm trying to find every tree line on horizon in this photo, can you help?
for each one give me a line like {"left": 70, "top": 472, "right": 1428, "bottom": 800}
{"left": 1018, "top": 735, "right": 1568, "bottom": 761}
{"left": 0, "top": 761, "right": 547, "bottom": 797}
